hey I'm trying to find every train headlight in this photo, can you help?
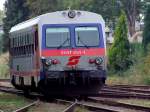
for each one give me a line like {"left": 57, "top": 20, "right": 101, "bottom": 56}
{"left": 41, "top": 57, "right": 46, "bottom": 63}
{"left": 68, "top": 10, "right": 76, "bottom": 18}
{"left": 95, "top": 57, "right": 103, "bottom": 65}
{"left": 45, "top": 59, "right": 52, "bottom": 66}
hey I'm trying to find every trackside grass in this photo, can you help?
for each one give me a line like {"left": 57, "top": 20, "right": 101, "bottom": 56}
{"left": 0, "top": 92, "right": 31, "bottom": 112}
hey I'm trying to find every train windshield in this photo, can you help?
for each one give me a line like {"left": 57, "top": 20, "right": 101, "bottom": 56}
{"left": 75, "top": 27, "right": 100, "bottom": 47}
{"left": 46, "top": 28, "right": 70, "bottom": 48}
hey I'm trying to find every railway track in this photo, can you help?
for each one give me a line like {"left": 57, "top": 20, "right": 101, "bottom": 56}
{"left": 48, "top": 98, "right": 150, "bottom": 112}
{"left": 0, "top": 79, "right": 10, "bottom": 82}
{"left": 0, "top": 86, "right": 140, "bottom": 111}
{"left": 99, "top": 85, "right": 150, "bottom": 99}
{"left": 0, "top": 86, "right": 23, "bottom": 95}
{"left": 87, "top": 97, "right": 150, "bottom": 112}
{"left": 99, "top": 91, "right": 150, "bottom": 99}
{"left": 13, "top": 100, "right": 39, "bottom": 112}
{"left": 109, "top": 85, "right": 150, "bottom": 89}
{"left": 1, "top": 97, "right": 150, "bottom": 112}
{"left": 104, "top": 85, "right": 150, "bottom": 94}
{"left": 0, "top": 85, "right": 150, "bottom": 111}
{"left": 0, "top": 85, "right": 150, "bottom": 99}
{"left": 58, "top": 99, "right": 119, "bottom": 112}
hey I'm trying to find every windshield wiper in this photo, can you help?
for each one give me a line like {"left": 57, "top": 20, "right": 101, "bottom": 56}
{"left": 77, "top": 34, "right": 89, "bottom": 49}
{"left": 57, "top": 38, "right": 70, "bottom": 49}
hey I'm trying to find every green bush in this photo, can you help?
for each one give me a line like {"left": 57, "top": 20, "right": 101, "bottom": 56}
{"left": 107, "top": 43, "right": 150, "bottom": 85}
{"left": 108, "top": 11, "right": 131, "bottom": 72}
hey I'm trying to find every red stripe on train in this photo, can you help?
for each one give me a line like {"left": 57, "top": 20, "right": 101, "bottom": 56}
{"left": 42, "top": 48, "right": 105, "bottom": 57}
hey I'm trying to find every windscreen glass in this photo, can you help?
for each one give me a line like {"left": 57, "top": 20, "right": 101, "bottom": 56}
{"left": 46, "top": 28, "right": 70, "bottom": 47}
{"left": 75, "top": 27, "right": 100, "bottom": 47}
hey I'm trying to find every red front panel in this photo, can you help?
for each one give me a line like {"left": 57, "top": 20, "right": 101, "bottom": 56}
{"left": 42, "top": 48, "right": 105, "bottom": 57}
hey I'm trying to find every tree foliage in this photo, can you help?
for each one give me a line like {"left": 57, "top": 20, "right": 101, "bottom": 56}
{"left": 115, "top": 0, "right": 144, "bottom": 36}
{"left": 108, "top": 11, "right": 131, "bottom": 72}
{"left": 142, "top": 5, "right": 150, "bottom": 52}
{"left": 0, "top": 10, "right": 4, "bottom": 24}
{"left": 26, "top": 0, "right": 118, "bottom": 22}
{"left": 26, "top": 0, "right": 60, "bottom": 17}
{"left": 62, "top": 0, "right": 92, "bottom": 11}
{"left": 2, "top": 0, "right": 29, "bottom": 52}
{"left": 90, "top": 0, "right": 119, "bottom": 21}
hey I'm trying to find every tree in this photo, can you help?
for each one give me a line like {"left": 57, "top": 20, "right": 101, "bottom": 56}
{"left": 142, "top": 5, "right": 150, "bottom": 52}
{"left": 0, "top": 10, "right": 4, "bottom": 24}
{"left": 115, "top": 0, "right": 142, "bottom": 37}
{"left": 62, "top": 0, "right": 92, "bottom": 10}
{"left": 91, "top": 0, "right": 119, "bottom": 22}
{"left": 26, "top": 0, "right": 60, "bottom": 17}
{"left": 2, "top": 0, "right": 29, "bottom": 52}
{"left": 108, "top": 11, "right": 131, "bottom": 72}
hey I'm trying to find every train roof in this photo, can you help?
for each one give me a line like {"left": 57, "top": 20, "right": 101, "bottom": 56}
{"left": 10, "top": 10, "right": 104, "bottom": 33}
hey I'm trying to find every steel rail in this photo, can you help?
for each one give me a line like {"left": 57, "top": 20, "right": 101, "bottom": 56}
{"left": 99, "top": 91, "right": 150, "bottom": 99}
{"left": 57, "top": 99, "right": 119, "bottom": 112}
{"left": 88, "top": 97, "right": 150, "bottom": 111}
{"left": 76, "top": 102, "right": 120, "bottom": 112}
{"left": 107, "top": 85, "right": 150, "bottom": 89}
{"left": 0, "top": 86, "right": 23, "bottom": 94}
{"left": 104, "top": 86, "right": 150, "bottom": 94}
{"left": 62, "top": 101, "right": 77, "bottom": 112}
{"left": 13, "top": 100, "right": 39, "bottom": 112}
{"left": 0, "top": 79, "right": 10, "bottom": 82}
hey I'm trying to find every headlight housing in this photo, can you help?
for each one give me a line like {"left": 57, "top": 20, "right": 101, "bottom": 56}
{"left": 95, "top": 57, "right": 103, "bottom": 65}
{"left": 68, "top": 10, "right": 76, "bottom": 18}
{"left": 45, "top": 59, "right": 52, "bottom": 66}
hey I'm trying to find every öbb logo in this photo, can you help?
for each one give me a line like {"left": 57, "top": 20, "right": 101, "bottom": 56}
{"left": 67, "top": 56, "right": 81, "bottom": 66}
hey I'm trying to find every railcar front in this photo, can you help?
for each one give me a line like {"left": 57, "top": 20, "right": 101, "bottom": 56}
{"left": 38, "top": 10, "right": 107, "bottom": 95}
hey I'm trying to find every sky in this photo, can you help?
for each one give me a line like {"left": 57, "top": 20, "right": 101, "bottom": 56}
{"left": 0, "top": 0, "right": 6, "bottom": 10}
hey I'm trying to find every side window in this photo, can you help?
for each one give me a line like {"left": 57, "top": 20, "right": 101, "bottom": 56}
{"left": 12, "top": 37, "right": 15, "bottom": 47}
{"left": 18, "top": 36, "right": 21, "bottom": 47}
{"left": 14, "top": 38, "right": 16, "bottom": 47}
{"left": 27, "top": 34, "right": 30, "bottom": 45}
{"left": 10, "top": 32, "right": 35, "bottom": 56}
{"left": 16, "top": 36, "right": 18, "bottom": 47}
{"left": 31, "top": 33, "right": 34, "bottom": 44}
{"left": 10, "top": 38, "right": 13, "bottom": 48}
{"left": 23, "top": 34, "right": 25, "bottom": 46}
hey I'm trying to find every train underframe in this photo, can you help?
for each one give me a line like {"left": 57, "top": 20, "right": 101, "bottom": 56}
{"left": 38, "top": 70, "right": 106, "bottom": 96}
{"left": 11, "top": 70, "right": 106, "bottom": 96}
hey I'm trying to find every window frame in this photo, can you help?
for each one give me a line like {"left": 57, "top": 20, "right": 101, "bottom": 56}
{"left": 74, "top": 26, "right": 100, "bottom": 48}
{"left": 45, "top": 27, "right": 71, "bottom": 48}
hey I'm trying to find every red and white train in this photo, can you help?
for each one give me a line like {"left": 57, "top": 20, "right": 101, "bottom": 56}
{"left": 9, "top": 10, "right": 107, "bottom": 96}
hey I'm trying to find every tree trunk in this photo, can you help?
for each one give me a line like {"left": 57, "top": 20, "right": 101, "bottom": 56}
{"left": 122, "top": 0, "right": 136, "bottom": 37}
{"left": 128, "top": 18, "right": 136, "bottom": 37}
